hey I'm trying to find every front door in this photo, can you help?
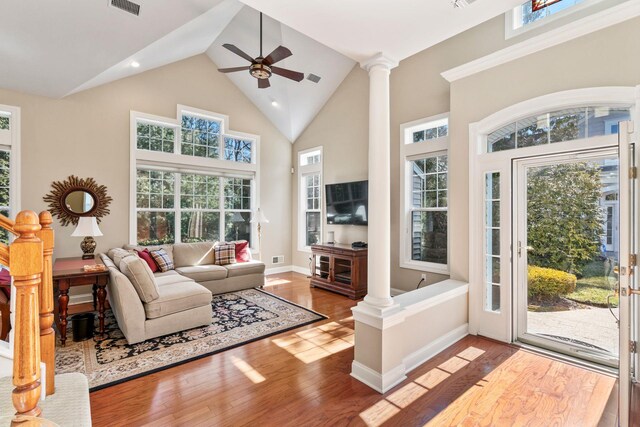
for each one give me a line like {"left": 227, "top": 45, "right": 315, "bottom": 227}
{"left": 514, "top": 148, "right": 621, "bottom": 367}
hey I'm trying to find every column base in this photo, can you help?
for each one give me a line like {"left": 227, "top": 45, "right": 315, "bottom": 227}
{"left": 363, "top": 294, "right": 395, "bottom": 308}
{"left": 352, "top": 299, "right": 405, "bottom": 330}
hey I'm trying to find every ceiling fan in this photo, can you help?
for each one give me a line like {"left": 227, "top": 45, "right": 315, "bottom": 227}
{"left": 218, "top": 12, "right": 305, "bottom": 89}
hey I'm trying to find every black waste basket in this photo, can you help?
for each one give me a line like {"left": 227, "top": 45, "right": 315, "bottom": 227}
{"left": 71, "top": 313, "right": 94, "bottom": 342}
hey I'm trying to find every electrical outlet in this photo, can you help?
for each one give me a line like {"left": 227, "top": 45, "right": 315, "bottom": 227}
{"left": 421, "top": 273, "right": 427, "bottom": 281}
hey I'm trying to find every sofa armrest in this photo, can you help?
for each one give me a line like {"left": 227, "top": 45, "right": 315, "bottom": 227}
{"left": 106, "top": 267, "right": 146, "bottom": 344}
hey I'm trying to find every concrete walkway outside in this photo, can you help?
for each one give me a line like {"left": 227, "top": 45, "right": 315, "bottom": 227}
{"left": 528, "top": 306, "right": 619, "bottom": 355}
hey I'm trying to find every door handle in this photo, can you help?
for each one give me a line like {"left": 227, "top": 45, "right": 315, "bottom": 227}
{"left": 517, "top": 241, "right": 533, "bottom": 257}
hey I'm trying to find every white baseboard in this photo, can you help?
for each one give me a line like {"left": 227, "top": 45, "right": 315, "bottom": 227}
{"left": 265, "top": 265, "right": 294, "bottom": 275}
{"left": 292, "top": 265, "right": 311, "bottom": 276}
{"left": 69, "top": 293, "right": 94, "bottom": 306}
{"left": 403, "top": 323, "right": 469, "bottom": 373}
{"left": 263, "top": 265, "right": 314, "bottom": 276}
{"left": 350, "top": 360, "right": 407, "bottom": 394}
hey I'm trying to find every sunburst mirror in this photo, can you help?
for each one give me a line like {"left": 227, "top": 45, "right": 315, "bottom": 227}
{"left": 43, "top": 175, "right": 113, "bottom": 226}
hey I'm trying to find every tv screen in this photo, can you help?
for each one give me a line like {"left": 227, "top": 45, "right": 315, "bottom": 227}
{"left": 325, "top": 180, "right": 368, "bottom": 225}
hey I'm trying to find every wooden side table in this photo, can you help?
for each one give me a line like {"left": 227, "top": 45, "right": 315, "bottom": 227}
{"left": 52, "top": 257, "right": 109, "bottom": 346}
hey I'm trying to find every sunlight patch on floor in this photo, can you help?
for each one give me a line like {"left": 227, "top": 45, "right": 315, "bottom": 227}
{"left": 359, "top": 346, "right": 485, "bottom": 427}
{"left": 272, "top": 321, "right": 354, "bottom": 364}
{"left": 264, "top": 277, "right": 292, "bottom": 287}
{"left": 230, "top": 356, "right": 266, "bottom": 383}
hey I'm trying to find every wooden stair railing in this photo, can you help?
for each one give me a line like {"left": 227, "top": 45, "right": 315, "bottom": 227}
{"left": 7, "top": 210, "right": 44, "bottom": 416}
{"left": 37, "top": 211, "right": 55, "bottom": 396}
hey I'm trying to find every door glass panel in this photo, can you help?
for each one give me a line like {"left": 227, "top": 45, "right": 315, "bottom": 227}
{"left": 484, "top": 172, "right": 500, "bottom": 312}
{"left": 523, "top": 156, "right": 620, "bottom": 360}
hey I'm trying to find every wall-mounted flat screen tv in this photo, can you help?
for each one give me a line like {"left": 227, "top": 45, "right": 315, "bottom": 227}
{"left": 325, "top": 180, "right": 368, "bottom": 225}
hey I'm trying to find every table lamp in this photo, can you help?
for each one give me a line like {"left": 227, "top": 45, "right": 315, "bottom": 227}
{"left": 250, "top": 208, "right": 269, "bottom": 261}
{"left": 71, "top": 216, "right": 103, "bottom": 260}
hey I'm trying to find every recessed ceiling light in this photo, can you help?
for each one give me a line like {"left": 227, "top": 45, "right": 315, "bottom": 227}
{"left": 271, "top": 100, "right": 278, "bottom": 107}
{"left": 130, "top": 61, "right": 140, "bottom": 68}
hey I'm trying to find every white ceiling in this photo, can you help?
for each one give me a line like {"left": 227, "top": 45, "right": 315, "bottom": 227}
{"left": 0, "top": 0, "right": 525, "bottom": 142}
{"left": 206, "top": 7, "right": 355, "bottom": 141}
{"left": 237, "top": 0, "right": 525, "bottom": 63}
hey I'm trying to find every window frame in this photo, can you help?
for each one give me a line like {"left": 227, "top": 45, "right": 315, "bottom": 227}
{"left": 505, "top": 0, "right": 605, "bottom": 39}
{"left": 399, "top": 113, "right": 450, "bottom": 275}
{"left": 130, "top": 107, "right": 260, "bottom": 251}
{"left": 297, "top": 146, "right": 323, "bottom": 253}
{"left": 0, "top": 104, "right": 21, "bottom": 243}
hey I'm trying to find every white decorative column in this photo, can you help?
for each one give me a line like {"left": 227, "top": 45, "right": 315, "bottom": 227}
{"left": 363, "top": 53, "right": 396, "bottom": 308}
{"left": 351, "top": 53, "right": 406, "bottom": 394}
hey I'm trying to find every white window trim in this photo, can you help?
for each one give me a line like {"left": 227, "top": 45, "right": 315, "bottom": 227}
{"left": 297, "top": 146, "right": 323, "bottom": 253}
{"left": 130, "top": 107, "right": 260, "bottom": 251}
{"left": 0, "top": 104, "right": 21, "bottom": 229}
{"left": 505, "top": 0, "right": 606, "bottom": 39}
{"left": 468, "top": 86, "right": 638, "bottom": 343}
{"left": 399, "top": 113, "right": 450, "bottom": 275}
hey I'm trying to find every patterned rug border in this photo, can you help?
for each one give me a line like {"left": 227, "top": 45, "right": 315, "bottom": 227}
{"left": 88, "top": 288, "right": 327, "bottom": 392}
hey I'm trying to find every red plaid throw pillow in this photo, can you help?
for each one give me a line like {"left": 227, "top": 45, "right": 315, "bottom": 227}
{"left": 214, "top": 243, "right": 236, "bottom": 266}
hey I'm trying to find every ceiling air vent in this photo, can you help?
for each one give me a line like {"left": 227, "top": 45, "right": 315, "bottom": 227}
{"left": 307, "top": 74, "right": 322, "bottom": 84}
{"left": 109, "top": 0, "right": 141, "bottom": 16}
{"left": 452, "top": 0, "right": 477, "bottom": 8}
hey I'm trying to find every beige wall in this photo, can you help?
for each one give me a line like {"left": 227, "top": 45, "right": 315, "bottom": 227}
{"left": 0, "top": 54, "right": 292, "bottom": 272}
{"left": 449, "top": 16, "right": 640, "bottom": 281}
{"left": 290, "top": 7, "right": 640, "bottom": 292}
{"left": 290, "top": 66, "right": 368, "bottom": 269}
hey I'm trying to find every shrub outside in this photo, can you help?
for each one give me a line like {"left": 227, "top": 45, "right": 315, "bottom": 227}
{"left": 528, "top": 265, "right": 577, "bottom": 302}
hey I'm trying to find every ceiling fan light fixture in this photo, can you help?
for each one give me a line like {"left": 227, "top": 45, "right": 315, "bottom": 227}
{"left": 250, "top": 63, "right": 272, "bottom": 80}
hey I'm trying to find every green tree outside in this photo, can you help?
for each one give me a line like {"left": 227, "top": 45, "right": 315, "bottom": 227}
{"left": 527, "top": 161, "right": 604, "bottom": 276}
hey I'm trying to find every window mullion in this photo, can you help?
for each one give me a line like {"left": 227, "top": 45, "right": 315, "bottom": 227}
{"left": 219, "top": 176, "right": 225, "bottom": 242}
{"left": 175, "top": 172, "right": 181, "bottom": 244}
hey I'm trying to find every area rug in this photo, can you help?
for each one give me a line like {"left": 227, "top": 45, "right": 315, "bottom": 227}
{"left": 55, "top": 288, "right": 326, "bottom": 391}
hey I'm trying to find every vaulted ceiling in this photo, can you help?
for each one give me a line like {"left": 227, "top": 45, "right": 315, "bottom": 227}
{"left": 0, "top": 0, "right": 523, "bottom": 141}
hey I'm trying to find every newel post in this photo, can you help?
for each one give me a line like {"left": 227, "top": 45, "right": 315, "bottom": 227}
{"left": 10, "top": 210, "right": 43, "bottom": 416}
{"left": 37, "top": 211, "right": 55, "bottom": 396}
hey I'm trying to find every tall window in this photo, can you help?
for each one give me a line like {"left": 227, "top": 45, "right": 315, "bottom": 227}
{"left": 298, "top": 148, "right": 322, "bottom": 250}
{"left": 131, "top": 106, "right": 259, "bottom": 248}
{"left": 400, "top": 114, "right": 449, "bottom": 274}
{"left": 0, "top": 106, "right": 19, "bottom": 245}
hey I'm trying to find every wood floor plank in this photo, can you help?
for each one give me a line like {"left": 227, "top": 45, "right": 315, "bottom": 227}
{"left": 90, "top": 273, "right": 617, "bottom": 426}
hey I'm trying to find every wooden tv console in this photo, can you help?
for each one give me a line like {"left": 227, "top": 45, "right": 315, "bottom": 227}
{"left": 310, "top": 244, "right": 367, "bottom": 299}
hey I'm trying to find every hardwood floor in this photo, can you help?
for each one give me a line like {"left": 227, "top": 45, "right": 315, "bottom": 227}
{"left": 89, "top": 272, "right": 617, "bottom": 426}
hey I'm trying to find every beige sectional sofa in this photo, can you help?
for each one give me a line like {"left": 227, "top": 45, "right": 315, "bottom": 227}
{"left": 100, "top": 241, "right": 266, "bottom": 344}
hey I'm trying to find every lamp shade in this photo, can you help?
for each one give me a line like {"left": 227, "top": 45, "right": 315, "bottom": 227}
{"left": 250, "top": 208, "right": 269, "bottom": 224}
{"left": 71, "top": 216, "right": 103, "bottom": 237}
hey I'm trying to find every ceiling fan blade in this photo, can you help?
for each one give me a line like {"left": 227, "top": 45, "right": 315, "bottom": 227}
{"left": 258, "top": 78, "right": 270, "bottom": 89}
{"left": 263, "top": 45, "right": 293, "bottom": 65}
{"left": 271, "top": 66, "right": 304, "bottom": 82}
{"left": 222, "top": 44, "right": 255, "bottom": 63}
{"left": 218, "top": 66, "right": 251, "bottom": 73}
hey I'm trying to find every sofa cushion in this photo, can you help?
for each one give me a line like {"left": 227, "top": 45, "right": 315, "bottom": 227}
{"left": 150, "top": 248, "right": 174, "bottom": 272}
{"left": 155, "top": 273, "right": 194, "bottom": 287}
{"left": 107, "top": 248, "right": 136, "bottom": 266}
{"left": 225, "top": 260, "right": 265, "bottom": 278}
{"left": 123, "top": 244, "right": 174, "bottom": 264}
{"left": 175, "top": 265, "right": 228, "bottom": 282}
{"left": 144, "top": 281, "right": 212, "bottom": 319}
{"left": 153, "top": 270, "right": 182, "bottom": 279}
{"left": 119, "top": 256, "right": 160, "bottom": 303}
{"left": 214, "top": 243, "right": 236, "bottom": 266}
{"left": 173, "top": 242, "right": 216, "bottom": 268}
